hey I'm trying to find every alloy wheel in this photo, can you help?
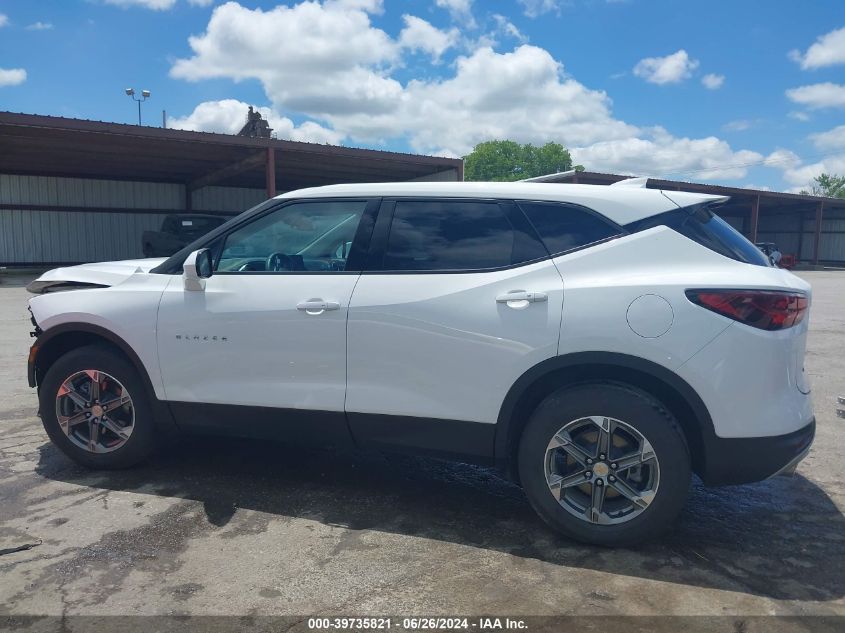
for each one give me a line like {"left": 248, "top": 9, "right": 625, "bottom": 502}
{"left": 544, "top": 416, "right": 660, "bottom": 525}
{"left": 55, "top": 370, "right": 135, "bottom": 453}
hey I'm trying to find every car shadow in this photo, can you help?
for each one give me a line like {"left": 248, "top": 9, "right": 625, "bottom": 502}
{"left": 35, "top": 435, "right": 845, "bottom": 602}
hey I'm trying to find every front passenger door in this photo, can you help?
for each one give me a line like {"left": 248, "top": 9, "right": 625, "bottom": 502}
{"left": 156, "top": 198, "right": 377, "bottom": 443}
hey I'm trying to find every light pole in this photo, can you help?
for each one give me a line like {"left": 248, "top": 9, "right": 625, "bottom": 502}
{"left": 125, "top": 88, "right": 151, "bottom": 126}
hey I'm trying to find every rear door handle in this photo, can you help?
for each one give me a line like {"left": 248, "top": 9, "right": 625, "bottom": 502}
{"left": 297, "top": 299, "right": 340, "bottom": 314}
{"left": 496, "top": 291, "right": 548, "bottom": 304}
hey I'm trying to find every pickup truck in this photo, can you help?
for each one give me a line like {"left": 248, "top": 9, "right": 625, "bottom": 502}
{"left": 142, "top": 214, "right": 231, "bottom": 258}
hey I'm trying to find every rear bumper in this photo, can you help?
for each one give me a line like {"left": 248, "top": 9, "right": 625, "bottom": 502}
{"left": 700, "top": 418, "right": 815, "bottom": 486}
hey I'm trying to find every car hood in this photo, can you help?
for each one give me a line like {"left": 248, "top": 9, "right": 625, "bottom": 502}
{"left": 26, "top": 258, "right": 167, "bottom": 294}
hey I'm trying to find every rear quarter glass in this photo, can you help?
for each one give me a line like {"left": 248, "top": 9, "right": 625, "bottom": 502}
{"left": 626, "top": 203, "right": 770, "bottom": 267}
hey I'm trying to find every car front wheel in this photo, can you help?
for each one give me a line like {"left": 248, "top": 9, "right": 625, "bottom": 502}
{"left": 39, "top": 345, "right": 156, "bottom": 469}
{"left": 518, "top": 382, "right": 691, "bottom": 546}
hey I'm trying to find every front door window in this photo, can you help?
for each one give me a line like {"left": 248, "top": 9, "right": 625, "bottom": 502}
{"left": 217, "top": 200, "right": 368, "bottom": 273}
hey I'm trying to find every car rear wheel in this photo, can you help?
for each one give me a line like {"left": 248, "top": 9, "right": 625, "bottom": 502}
{"left": 39, "top": 345, "right": 156, "bottom": 469}
{"left": 518, "top": 382, "right": 691, "bottom": 546}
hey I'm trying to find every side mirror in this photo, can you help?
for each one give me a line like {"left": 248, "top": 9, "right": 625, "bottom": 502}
{"left": 183, "top": 248, "right": 213, "bottom": 291}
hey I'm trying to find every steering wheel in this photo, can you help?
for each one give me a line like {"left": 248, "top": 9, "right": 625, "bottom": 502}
{"left": 266, "top": 252, "right": 293, "bottom": 272}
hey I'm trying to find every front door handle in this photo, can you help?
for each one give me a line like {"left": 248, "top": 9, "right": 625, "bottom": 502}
{"left": 297, "top": 299, "right": 341, "bottom": 314}
{"left": 496, "top": 290, "right": 548, "bottom": 304}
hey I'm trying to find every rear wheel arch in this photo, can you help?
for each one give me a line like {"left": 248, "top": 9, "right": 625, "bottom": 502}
{"left": 496, "top": 352, "right": 714, "bottom": 479}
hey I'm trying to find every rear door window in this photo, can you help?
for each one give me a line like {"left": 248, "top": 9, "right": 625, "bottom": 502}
{"left": 381, "top": 200, "right": 545, "bottom": 271}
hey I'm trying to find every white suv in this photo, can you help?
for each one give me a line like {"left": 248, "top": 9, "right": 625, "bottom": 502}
{"left": 26, "top": 181, "right": 815, "bottom": 546}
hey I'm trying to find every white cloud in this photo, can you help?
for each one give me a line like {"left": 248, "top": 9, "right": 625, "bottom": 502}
{"left": 786, "top": 82, "right": 845, "bottom": 109}
{"left": 326, "top": 0, "right": 383, "bottom": 12}
{"left": 434, "top": 0, "right": 474, "bottom": 23}
{"left": 763, "top": 148, "right": 802, "bottom": 171}
{"left": 774, "top": 154, "right": 845, "bottom": 191}
{"left": 789, "top": 26, "right": 845, "bottom": 70}
{"left": 399, "top": 15, "right": 459, "bottom": 63}
{"left": 633, "top": 50, "right": 699, "bottom": 85}
{"left": 492, "top": 14, "right": 528, "bottom": 43}
{"left": 0, "top": 67, "right": 27, "bottom": 87}
{"left": 759, "top": 147, "right": 845, "bottom": 192}
{"left": 701, "top": 73, "right": 724, "bottom": 90}
{"left": 325, "top": 45, "right": 639, "bottom": 156}
{"left": 0, "top": 13, "right": 8, "bottom": 27}
{"left": 168, "top": 99, "right": 344, "bottom": 144}
{"left": 722, "top": 119, "right": 755, "bottom": 132}
{"left": 810, "top": 125, "right": 845, "bottom": 151}
{"left": 102, "top": 0, "right": 177, "bottom": 9}
{"left": 171, "top": 1, "right": 401, "bottom": 117}
{"left": 518, "top": 0, "right": 560, "bottom": 18}
{"left": 574, "top": 129, "right": 763, "bottom": 180}
{"left": 788, "top": 110, "right": 810, "bottom": 122}
{"left": 26, "top": 21, "right": 54, "bottom": 30}
{"left": 170, "top": 2, "right": 762, "bottom": 180}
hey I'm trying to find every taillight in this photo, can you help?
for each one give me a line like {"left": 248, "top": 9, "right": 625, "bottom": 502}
{"left": 685, "top": 289, "right": 808, "bottom": 330}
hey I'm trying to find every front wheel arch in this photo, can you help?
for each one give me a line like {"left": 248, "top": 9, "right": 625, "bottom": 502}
{"left": 495, "top": 353, "right": 713, "bottom": 482}
{"left": 32, "top": 324, "right": 177, "bottom": 436}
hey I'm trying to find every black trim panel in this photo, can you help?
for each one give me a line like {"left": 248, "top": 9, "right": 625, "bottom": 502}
{"left": 347, "top": 412, "right": 496, "bottom": 464}
{"left": 27, "top": 342, "right": 37, "bottom": 389}
{"left": 168, "top": 403, "right": 495, "bottom": 463}
{"left": 700, "top": 419, "right": 815, "bottom": 486}
{"left": 169, "top": 401, "right": 355, "bottom": 449}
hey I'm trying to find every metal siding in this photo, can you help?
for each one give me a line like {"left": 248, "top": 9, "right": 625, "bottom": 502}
{"left": 0, "top": 174, "right": 195, "bottom": 264}
{"left": 756, "top": 232, "right": 801, "bottom": 255}
{"left": 407, "top": 168, "right": 460, "bottom": 182}
{"left": 798, "top": 215, "right": 845, "bottom": 232}
{"left": 0, "top": 209, "right": 170, "bottom": 264}
{"left": 821, "top": 232, "right": 845, "bottom": 261}
{"left": 0, "top": 174, "right": 185, "bottom": 209}
{"left": 757, "top": 214, "right": 801, "bottom": 232}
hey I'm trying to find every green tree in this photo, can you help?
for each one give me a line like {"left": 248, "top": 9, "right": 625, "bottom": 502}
{"left": 800, "top": 173, "right": 845, "bottom": 198}
{"left": 463, "top": 140, "right": 583, "bottom": 182}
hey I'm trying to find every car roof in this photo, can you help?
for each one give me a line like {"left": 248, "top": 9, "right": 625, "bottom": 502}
{"left": 276, "top": 182, "right": 728, "bottom": 226}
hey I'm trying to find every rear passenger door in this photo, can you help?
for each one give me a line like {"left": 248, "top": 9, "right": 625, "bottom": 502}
{"left": 345, "top": 198, "right": 564, "bottom": 459}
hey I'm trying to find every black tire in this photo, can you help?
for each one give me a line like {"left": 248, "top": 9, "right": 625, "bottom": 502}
{"left": 39, "top": 345, "right": 156, "bottom": 469}
{"left": 517, "top": 382, "right": 691, "bottom": 547}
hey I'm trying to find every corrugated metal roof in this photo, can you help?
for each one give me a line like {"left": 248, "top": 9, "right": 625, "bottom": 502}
{"left": 0, "top": 111, "right": 462, "bottom": 191}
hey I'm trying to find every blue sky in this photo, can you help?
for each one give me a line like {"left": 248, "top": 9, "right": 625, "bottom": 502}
{"left": 1, "top": 0, "right": 844, "bottom": 191}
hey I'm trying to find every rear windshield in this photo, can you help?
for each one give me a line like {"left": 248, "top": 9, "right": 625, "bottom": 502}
{"left": 626, "top": 204, "right": 771, "bottom": 267}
